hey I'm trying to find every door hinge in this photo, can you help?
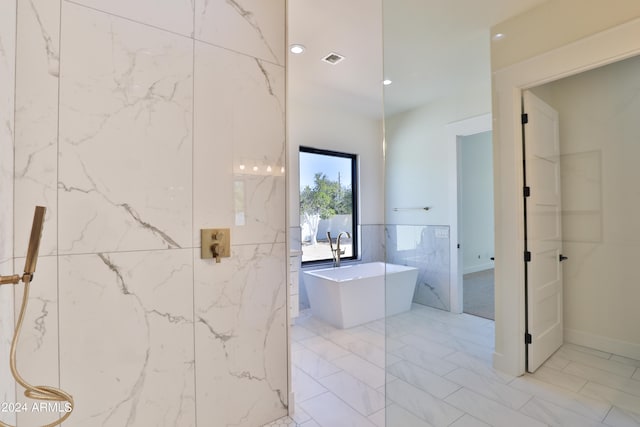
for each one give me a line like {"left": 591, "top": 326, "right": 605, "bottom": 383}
{"left": 523, "top": 186, "right": 531, "bottom": 197}
{"left": 522, "top": 113, "right": 529, "bottom": 124}
{"left": 524, "top": 251, "right": 531, "bottom": 262}
{"left": 525, "top": 333, "right": 532, "bottom": 344}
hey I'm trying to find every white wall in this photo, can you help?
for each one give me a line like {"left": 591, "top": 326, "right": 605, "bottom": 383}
{"left": 385, "top": 89, "right": 491, "bottom": 227}
{"left": 491, "top": 0, "right": 640, "bottom": 70}
{"left": 530, "top": 55, "right": 640, "bottom": 356}
{"left": 460, "top": 131, "right": 494, "bottom": 274}
{"left": 288, "top": 101, "right": 384, "bottom": 229}
{"left": 0, "top": 0, "right": 16, "bottom": 422}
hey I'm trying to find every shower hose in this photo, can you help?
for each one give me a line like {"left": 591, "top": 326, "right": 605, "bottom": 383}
{"left": 1, "top": 274, "right": 74, "bottom": 427}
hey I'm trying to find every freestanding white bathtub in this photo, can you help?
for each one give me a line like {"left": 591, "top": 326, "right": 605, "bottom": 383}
{"left": 303, "top": 262, "right": 419, "bottom": 329}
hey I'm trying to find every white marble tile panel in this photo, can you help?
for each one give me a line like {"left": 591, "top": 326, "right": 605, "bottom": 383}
{"left": 195, "top": 0, "right": 285, "bottom": 65}
{"left": 509, "top": 376, "right": 611, "bottom": 421}
{"left": 301, "top": 335, "right": 351, "bottom": 361}
{"left": 564, "top": 362, "right": 640, "bottom": 396}
{"left": 581, "top": 382, "right": 640, "bottom": 415}
{"left": 59, "top": 250, "right": 195, "bottom": 427}
{"left": 193, "top": 40, "right": 285, "bottom": 247}
{"left": 391, "top": 344, "right": 459, "bottom": 376}
{"left": 444, "top": 388, "right": 545, "bottom": 427}
{"left": 70, "top": 0, "right": 194, "bottom": 36}
{"left": 299, "top": 392, "right": 376, "bottom": 427}
{"left": 14, "top": 0, "right": 60, "bottom": 257}
{"left": 388, "top": 360, "right": 460, "bottom": 399}
{"left": 318, "top": 371, "right": 385, "bottom": 416}
{"left": 332, "top": 354, "right": 385, "bottom": 390}
{"left": 603, "top": 406, "right": 640, "bottom": 427}
{"left": 0, "top": 0, "right": 15, "bottom": 267}
{"left": 386, "top": 378, "right": 463, "bottom": 426}
{"left": 348, "top": 325, "right": 386, "bottom": 348}
{"left": 384, "top": 403, "right": 434, "bottom": 427}
{"left": 544, "top": 352, "right": 572, "bottom": 370}
{"left": 0, "top": 264, "right": 15, "bottom": 426}
{"left": 301, "top": 420, "right": 320, "bottom": 427}
{"left": 530, "top": 365, "right": 587, "bottom": 392}
{"left": 292, "top": 366, "right": 328, "bottom": 403}
{"left": 445, "top": 367, "right": 531, "bottom": 409}
{"left": 58, "top": 3, "right": 193, "bottom": 254}
{"left": 520, "top": 397, "right": 607, "bottom": 427}
{"left": 195, "top": 243, "right": 287, "bottom": 426}
{"left": 557, "top": 348, "right": 636, "bottom": 377}
{"left": 13, "top": 256, "right": 60, "bottom": 427}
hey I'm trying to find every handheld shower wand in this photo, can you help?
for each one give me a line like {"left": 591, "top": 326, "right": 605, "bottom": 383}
{"left": 0, "top": 206, "right": 74, "bottom": 427}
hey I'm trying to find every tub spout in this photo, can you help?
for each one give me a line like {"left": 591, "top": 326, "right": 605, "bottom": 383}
{"left": 334, "top": 232, "right": 351, "bottom": 267}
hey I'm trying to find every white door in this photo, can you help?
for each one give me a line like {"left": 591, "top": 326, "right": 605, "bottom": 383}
{"left": 523, "top": 90, "right": 564, "bottom": 373}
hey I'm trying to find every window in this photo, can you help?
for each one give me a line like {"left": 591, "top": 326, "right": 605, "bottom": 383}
{"left": 299, "top": 147, "right": 358, "bottom": 264}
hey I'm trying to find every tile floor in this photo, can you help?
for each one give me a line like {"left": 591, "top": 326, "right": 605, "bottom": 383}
{"left": 265, "top": 305, "right": 640, "bottom": 427}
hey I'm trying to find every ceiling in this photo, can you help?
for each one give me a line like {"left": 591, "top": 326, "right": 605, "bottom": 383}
{"left": 288, "top": 0, "right": 549, "bottom": 118}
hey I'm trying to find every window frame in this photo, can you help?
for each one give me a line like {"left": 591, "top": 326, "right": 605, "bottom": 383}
{"left": 299, "top": 146, "right": 359, "bottom": 266}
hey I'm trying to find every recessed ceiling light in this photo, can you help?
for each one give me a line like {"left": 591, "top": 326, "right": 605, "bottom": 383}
{"left": 383, "top": 79, "right": 392, "bottom": 86}
{"left": 492, "top": 33, "right": 505, "bottom": 41}
{"left": 289, "top": 44, "right": 305, "bottom": 54}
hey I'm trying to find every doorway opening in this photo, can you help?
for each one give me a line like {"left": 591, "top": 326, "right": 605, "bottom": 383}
{"left": 458, "top": 131, "right": 495, "bottom": 320}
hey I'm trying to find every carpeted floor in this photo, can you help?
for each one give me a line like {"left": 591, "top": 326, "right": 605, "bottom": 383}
{"left": 463, "top": 268, "right": 494, "bottom": 320}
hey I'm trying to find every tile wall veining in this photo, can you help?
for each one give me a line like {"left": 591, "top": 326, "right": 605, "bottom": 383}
{"left": 0, "top": 0, "right": 16, "bottom": 422}
{"left": 386, "top": 225, "right": 451, "bottom": 311}
{"left": 9, "top": 1, "right": 287, "bottom": 426}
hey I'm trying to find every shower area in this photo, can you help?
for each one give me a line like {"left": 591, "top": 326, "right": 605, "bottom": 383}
{"left": 0, "top": 1, "right": 289, "bottom": 427}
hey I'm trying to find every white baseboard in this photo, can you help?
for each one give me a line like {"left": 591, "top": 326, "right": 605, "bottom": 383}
{"left": 463, "top": 263, "right": 494, "bottom": 275}
{"left": 564, "top": 328, "right": 640, "bottom": 361}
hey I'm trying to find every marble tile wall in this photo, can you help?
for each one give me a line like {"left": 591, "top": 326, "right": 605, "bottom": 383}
{"left": 0, "top": 0, "right": 16, "bottom": 422}
{"left": 386, "top": 225, "right": 451, "bottom": 311}
{"left": 9, "top": 1, "right": 287, "bottom": 426}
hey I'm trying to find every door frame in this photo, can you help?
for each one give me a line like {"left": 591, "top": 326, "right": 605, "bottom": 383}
{"left": 493, "top": 17, "right": 640, "bottom": 376}
{"left": 446, "top": 113, "right": 492, "bottom": 314}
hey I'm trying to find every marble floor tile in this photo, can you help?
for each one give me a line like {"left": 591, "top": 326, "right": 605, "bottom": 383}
{"left": 603, "top": 406, "right": 640, "bottom": 427}
{"left": 557, "top": 348, "right": 637, "bottom": 377}
{"left": 519, "top": 397, "right": 607, "bottom": 427}
{"left": 367, "top": 407, "right": 385, "bottom": 427}
{"left": 449, "top": 414, "right": 491, "bottom": 427}
{"left": 386, "top": 379, "right": 464, "bottom": 426}
{"left": 318, "top": 371, "right": 386, "bottom": 416}
{"left": 530, "top": 365, "right": 587, "bottom": 393}
{"left": 290, "top": 307, "right": 638, "bottom": 427}
{"left": 445, "top": 388, "right": 545, "bottom": 427}
{"left": 332, "top": 354, "right": 385, "bottom": 389}
{"left": 291, "top": 325, "right": 317, "bottom": 341}
{"left": 301, "top": 336, "right": 351, "bottom": 360}
{"left": 390, "top": 344, "right": 458, "bottom": 376}
{"left": 580, "top": 382, "right": 640, "bottom": 414}
{"left": 509, "top": 376, "right": 611, "bottom": 421}
{"left": 445, "top": 367, "right": 532, "bottom": 410}
{"left": 293, "top": 349, "right": 341, "bottom": 379}
{"left": 299, "top": 392, "right": 377, "bottom": 427}
{"left": 263, "top": 416, "right": 298, "bottom": 427}
{"left": 384, "top": 404, "right": 433, "bottom": 427}
{"left": 292, "top": 366, "right": 328, "bottom": 402}
{"left": 388, "top": 360, "right": 460, "bottom": 399}
{"left": 563, "top": 362, "right": 640, "bottom": 397}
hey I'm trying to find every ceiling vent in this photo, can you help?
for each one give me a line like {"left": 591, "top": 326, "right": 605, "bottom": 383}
{"left": 321, "top": 52, "right": 345, "bottom": 65}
